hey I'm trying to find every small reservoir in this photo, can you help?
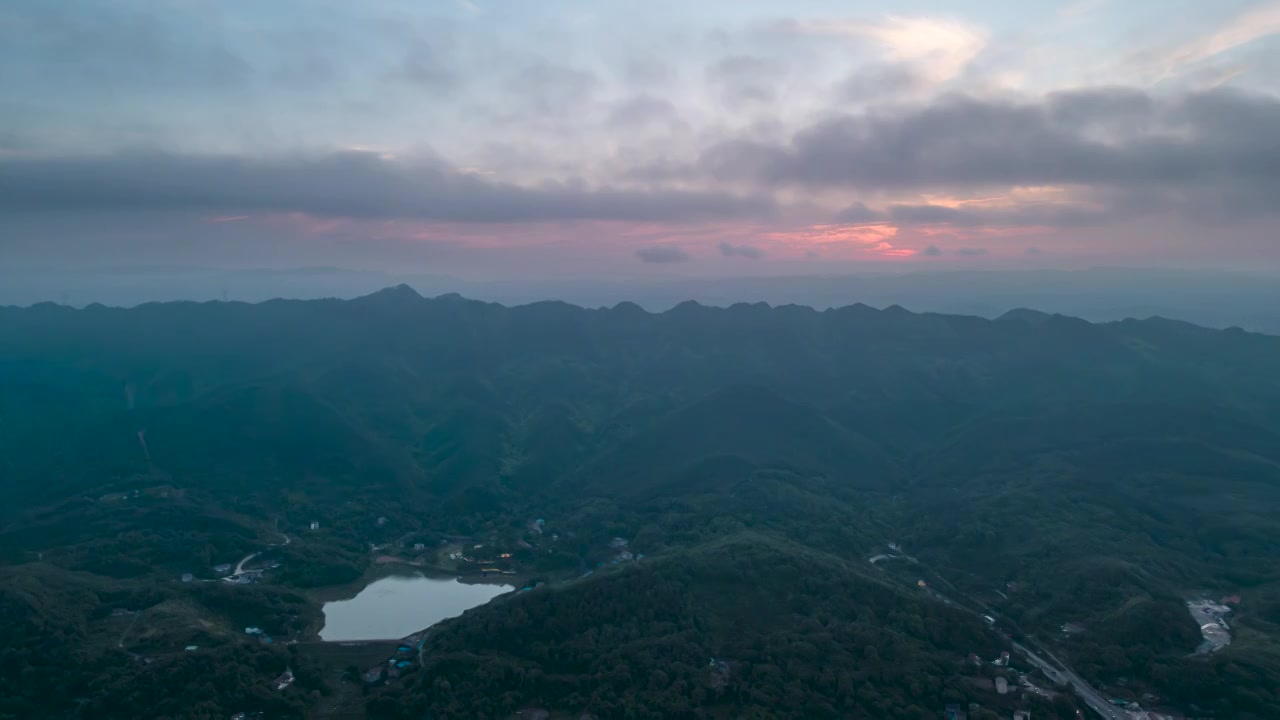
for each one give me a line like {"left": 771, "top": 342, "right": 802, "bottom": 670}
{"left": 319, "top": 574, "right": 510, "bottom": 642}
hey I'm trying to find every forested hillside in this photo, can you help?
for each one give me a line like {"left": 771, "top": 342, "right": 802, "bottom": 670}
{"left": 3, "top": 287, "right": 1280, "bottom": 718}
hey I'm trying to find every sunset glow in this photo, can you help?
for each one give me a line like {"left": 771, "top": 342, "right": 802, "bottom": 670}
{"left": 3, "top": 0, "right": 1280, "bottom": 276}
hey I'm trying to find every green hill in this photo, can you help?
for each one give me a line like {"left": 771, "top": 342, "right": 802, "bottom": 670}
{"left": 373, "top": 535, "right": 1008, "bottom": 719}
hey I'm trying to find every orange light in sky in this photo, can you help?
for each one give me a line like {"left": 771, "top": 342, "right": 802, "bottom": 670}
{"left": 764, "top": 223, "right": 915, "bottom": 257}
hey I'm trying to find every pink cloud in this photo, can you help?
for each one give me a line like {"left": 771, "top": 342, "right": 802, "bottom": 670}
{"left": 763, "top": 223, "right": 916, "bottom": 257}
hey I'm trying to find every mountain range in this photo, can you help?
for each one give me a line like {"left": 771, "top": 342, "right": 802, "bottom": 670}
{"left": 2, "top": 286, "right": 1279, "bottom": 718}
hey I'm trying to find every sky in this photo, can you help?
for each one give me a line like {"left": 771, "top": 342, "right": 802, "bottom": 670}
{"left": 3, "top": 0, "right": 1280, "bottom": 279}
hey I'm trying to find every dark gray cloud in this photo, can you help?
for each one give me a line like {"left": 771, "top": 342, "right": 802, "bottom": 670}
{"left": 839, "top": 63, "right": 927, "bottom": 102}
{"left": 0, "top": 150, "right": 774, "bottom": 223}
{"left": 833, "top": 202, "right": 885, "bottom": 223}
{"left": 1043, "top": 87, "right": 1155, "bottom": 131}
{"left": 888, "top": 204, "right": 972, "bottom": 224}
{"left": 955, "top": 247, "right": 988, "bottom": 256}
{"left": 922, "top": 245, "right": 943, "bottom": 257}
{"left": 718, "top": 242, "right": 763, "bottom": 259}
{"left": 1025, "top": 246, "right": 1043, "bottom": 255}
{"left": 839, "top": 199, "right": 1102, "bottom": 233}
{"left": 698, "top": 88, "right": 1280, "bottom": 212}
{"left": 636, "top": 246, "right": 691, "bottom": 263}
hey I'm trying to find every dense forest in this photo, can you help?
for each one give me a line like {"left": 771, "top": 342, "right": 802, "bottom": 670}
{"left": 3, "top": 287, "right": 1280, "bottom": 717}
{"left": 368, "top": 536, "right": 1030, "bottom": 719}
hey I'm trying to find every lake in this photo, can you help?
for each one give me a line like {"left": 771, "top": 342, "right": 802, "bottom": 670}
{"left": 319, "top": 573, "right": 511, "bottom": 641}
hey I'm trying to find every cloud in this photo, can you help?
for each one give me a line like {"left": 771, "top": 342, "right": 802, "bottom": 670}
{"left": 955, "top": 247, "right": 988, "bottom": 256}
{"left": 889, "top": 204, "right": 971, "bottom": 224}
{"left": 718, "top": 242, "right": 763, "bottom": 259}
{"left": 839, "top": 63, "right": 928, "bottom": 102}
{"left": 1138, "top": 2, "right": 1280, "bottom": 83}
{"left": 698, "top": 87, "right": 1280, "bottom": 223}
{"left": 1057, "top": 0, "right": 1109, "bottom": 22}
{"left": 395, "top": 41, "right": 458, "bottom": 90}
{"left": 608, "top": 95, "right": 679, "bottom": 127}
{"left": 507, "top": 62, "right": 597, "bottom": 114}
{"left": 0, "top": 150, "right": 775, "bottom": 224}
{"left": 1025, "top": 246, "right": 1043, "bottom": 255}
{"left": 707, "top": 55, "right": 786, "bottom": 105}
{"left": 834, "top": 202, "right": 885, "bottom": 223}
{"left": 763, "top": 223, "right": 915, "bottom": 257}
{"left": 921, "top": 244, "right": 943, "bottom": 257}
{"left": 888, "top": 201, "right": 1110, "bottom": 228}
{"left": 780, "top": 16, "right": 987, "bottom": 86}
{"left": 636, "top": 245, "right": 691, "bottom": 263}
{"left": 0, "top": 2, "right": 250, "bottom": 92}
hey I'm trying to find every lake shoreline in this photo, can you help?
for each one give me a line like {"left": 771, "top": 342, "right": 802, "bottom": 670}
{"left": 315, "top": 571, "right": 514, "bottom": 643}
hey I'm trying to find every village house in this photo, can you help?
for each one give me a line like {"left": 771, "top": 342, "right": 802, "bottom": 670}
{"left": 387, "top": 659, "right": 415, "bottom": 678}
{"left": 273, "top": 669, "right": 294, "bottom": 691}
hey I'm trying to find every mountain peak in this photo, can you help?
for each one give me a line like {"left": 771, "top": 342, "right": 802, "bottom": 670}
{"left": 611, "top": 301, "right": 647, "bottom": 315}
{"left": 997, "top": 307, "right": 1052, "bottom": 325}
{"left": 358, "top": 283, "right": 422, "bottom": 302}
{"left": 669, "top": 300, "right": 705, "bottom": 313}
{"left": 386, "top": 283, "right": 421, "bottom": 298}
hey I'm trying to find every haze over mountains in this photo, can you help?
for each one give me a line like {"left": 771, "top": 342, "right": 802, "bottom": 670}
{"left": 6, "top": 266, "right": 1280, "bottom": 334}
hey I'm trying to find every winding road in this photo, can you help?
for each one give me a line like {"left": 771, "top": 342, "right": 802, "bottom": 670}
{"left": 1012, "top": 640, "right": 1131, "bottom": 719}
{"left": 225, "top": 531, "right": 290, "bottom": 582}
{"left": 888, "top": 551, "right": 1134, "bottom": 719}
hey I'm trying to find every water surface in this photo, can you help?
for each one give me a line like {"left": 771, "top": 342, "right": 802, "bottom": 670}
{"left": 320, "top": 574, "right": 510, "bottom": 641}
